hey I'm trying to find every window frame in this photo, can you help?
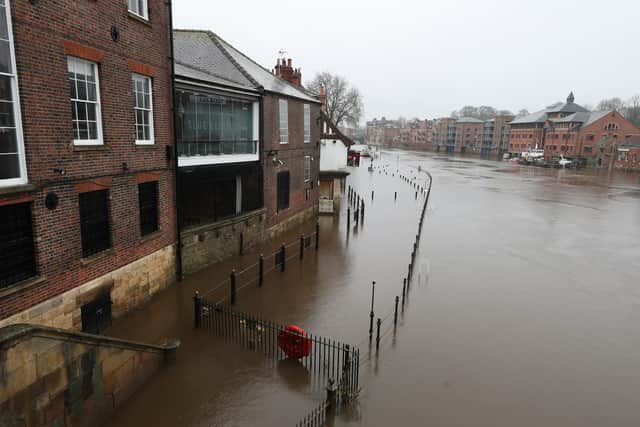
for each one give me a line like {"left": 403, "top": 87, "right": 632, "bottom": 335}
{"left": 68, "top": 57, "right": 104, "bottom": 146}
{"left": 128, "top": 0, "right": 149, "bottom": 20}
{"left": 304, "top": 155, "right": 311, "bottom": 182}
{"left": 132, "top": 73, "right": 155, "bottom": 145}
{"left": 303, "top": 104, "right": 310, "bottom": 144}
{"left": 0, "top": 0, "right": 28, "bottom": 187}
{"left": 279, "top": 99, "right": 288, "bottom": 144}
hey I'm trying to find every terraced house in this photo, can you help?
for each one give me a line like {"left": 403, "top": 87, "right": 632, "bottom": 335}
{"left": 173, "top": 30, "right": 321, "bottom": 274}
{"left": 0, "top": 0, "right": 177, "bottom": 330}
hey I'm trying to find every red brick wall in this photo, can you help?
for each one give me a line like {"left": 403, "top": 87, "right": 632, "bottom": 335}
{"left": 262, "top": 94, "right": 321, "bottom": 228}
{"left": 508, "top": 127, "right": 544, "bottom": 152}
{"left": 577, "top": 112, "right": 640, "bottom": 158}
{"left": 0, "top": 0, "right": 176, "bottom": 320}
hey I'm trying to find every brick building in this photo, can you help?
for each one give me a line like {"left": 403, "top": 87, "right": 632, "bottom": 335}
{"left": 615, "top": 137, "right": 640, "bottom": 171}
{"left": 0, "top": 0, "right": 176, "bottom": 329}
{"left": 172, "top": 31, "right": 320, "bottom": 273}
{"left": 508, "top": 93, "right": 640, "bottom": 165}
{"left": 481, "top": 114, "right": 514, "bottom": 157}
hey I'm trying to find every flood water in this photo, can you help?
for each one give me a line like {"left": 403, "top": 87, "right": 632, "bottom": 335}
{"left": 107, "top": 150, "right": 640, "bottom": 427}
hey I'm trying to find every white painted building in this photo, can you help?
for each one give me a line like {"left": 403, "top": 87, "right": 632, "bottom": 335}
{"left": 319, "top": 111, "right": 353, "bottom": 214}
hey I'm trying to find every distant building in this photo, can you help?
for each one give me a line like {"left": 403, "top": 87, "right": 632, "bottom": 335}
{"left": 508, "top": 92, "right": 640, "bottom": 166}
{"left": 481, "top": 115, "right": 514, "bottom": 157}
{"left": 615, "top": 137, "right": 640, "bottom": 171}
{"left": 366, "top": 117, "right": 431, "bottom": 147}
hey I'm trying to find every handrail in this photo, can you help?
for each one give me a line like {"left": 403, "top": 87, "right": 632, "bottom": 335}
{"left": 0, "top": 323, "right": 180, "bottom": 355}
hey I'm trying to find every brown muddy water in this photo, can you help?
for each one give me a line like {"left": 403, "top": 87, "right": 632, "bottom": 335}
{"left": 106, "top": 150, "right": 640, "bottom": 427}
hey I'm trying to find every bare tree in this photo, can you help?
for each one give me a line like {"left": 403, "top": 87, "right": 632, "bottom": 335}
{"left": 307, "top": 72, "right": 364, "bottom": 127}
{"left": 596, "top": 97, "right": 624, "bottom": 111}
{"left": 624, "top": 95, "right": 640, "bottom": 126}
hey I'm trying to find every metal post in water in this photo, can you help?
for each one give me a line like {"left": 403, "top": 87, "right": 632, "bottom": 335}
{"left": 402, "top": 279, "right": 406, "bottom": 307}
{"left": 259, "top": 254, "right": 264, "bottom": 287}
{"left": 415, "top": 191, "right": 417, "bottom": 200}
{"left": 230, "top": 270, "right": 237, "bottom": 305}
{"left": 371, "top": 190, "right": 374, "bottom": 200}
{"left": 376, "top": 318, "right": 381, "bottom": 351}
{"left": 315, "top": 222, "right": 320, "bottom": 250}
{"left": 394, "top": 191, "right": 397, "bottom": 201}
{"left": 300, "top": 234, "right": 304, "bottom": 260}
{"left": 347, "top": 207, "right": 351, "bottom": 228}
{"left": 394, "top": 296, "right": 399, "bottom": 326}
{"left": 280, "top": 244, "right": 286, "bottom": 272}
{"left": 369, "top": 281, "right": 376, "bottom": 341}
{"left": 193, "top": 291, "right": 202, "bottom": 328}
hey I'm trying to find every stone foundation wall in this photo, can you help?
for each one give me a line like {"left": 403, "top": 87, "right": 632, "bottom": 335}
{"left": 266, "top": 205, "right": 317, "bottom": 241}
{"left": 0, "top": 245, "right": 176, "bottom": 331}
{"left": 0, "top": 324, "right": 176, "bottom": 427}
{"left": 180, "top": 209, "right": 267, "bottom": 275}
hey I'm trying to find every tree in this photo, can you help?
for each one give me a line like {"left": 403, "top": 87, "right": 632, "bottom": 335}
{"left": 624, "top": 95, "right": 640, "bottom": 127}
{"left": 596, "top": 97, "right": 624, "bottom": 111}
{"left": 307, "top": 72, "right": 364, "bottom": 127}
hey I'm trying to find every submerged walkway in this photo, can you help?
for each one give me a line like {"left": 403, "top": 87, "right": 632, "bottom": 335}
{"left": 105, "top": 160, "right": 427, "bottom": 427}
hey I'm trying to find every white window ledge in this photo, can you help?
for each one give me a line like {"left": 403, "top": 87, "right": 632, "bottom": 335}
{"left": 178, "top": 153, "right": 259, "bottom": 167}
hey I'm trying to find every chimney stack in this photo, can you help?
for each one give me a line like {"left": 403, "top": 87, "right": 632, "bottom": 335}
{"left": 318, "top": 84, "right": 326, "bottom": 112}
{"left": 274, "top": 56, "right": 302, "bottom": 87}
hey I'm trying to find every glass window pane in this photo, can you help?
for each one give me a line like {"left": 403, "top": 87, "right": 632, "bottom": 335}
{"left": 0, "top": 153, "right": 19, "bottom": 179}
{"left": 0, "top": 40, "right": 11, "bottom": 74}
{"left": 0, "top": 128, "right": 16, "bottom": 153}
{"left": 136, "top": 125, "right": 144, "bottom": 140}
{"left": 0, "top": 7, "right": 8, "bottom": 40}
{"left": 0, "top": 100, "right": 14, "bottom": 127}
{"left": 87, "top": 103, "right": 96, "bottom": 121}
{"left": 77, "top": 102, "right": 87, "bottom": 121}
{"left": 87, "top": 82, "right": 96, "bottom": 101}
{"left": 77, "top": 121, "right": 88, "bottom": 140}
{"left": 88, "top": 122, "right": 98, "bottom": 139}
{"left": 136, "top": 110, "right": 144, "bottom": 127}
{"left": 0, "top": 75, "right": 11, "bottom": 101}
{"left": 77, "top": 80, "right": 87, "bottom": 100}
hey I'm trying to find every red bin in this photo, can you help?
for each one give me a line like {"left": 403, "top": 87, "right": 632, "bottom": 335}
{"left": 278, "top": 325, "right": 312, "bottom": 359}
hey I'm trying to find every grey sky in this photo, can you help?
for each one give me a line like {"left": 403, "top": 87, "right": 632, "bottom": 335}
{"left": 173, "top": 0, "right": 640, "bottom": 122}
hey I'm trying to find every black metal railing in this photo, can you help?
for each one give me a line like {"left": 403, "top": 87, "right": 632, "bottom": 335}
{"left": 198, "top": 223, "right": 321, "bottom": 306}
{"left": 194, "top": 299, "right": 360, "bottom": 397}
{"left": 295, "top": 400, "right": 328, "bottom": 427}
{"left": 177, "top": 139, "right": 258, "bottom": 157}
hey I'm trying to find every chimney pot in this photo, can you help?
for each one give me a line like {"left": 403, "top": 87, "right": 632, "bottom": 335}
{"left": 287, "top": 58, "right": 292, "bottom": 67}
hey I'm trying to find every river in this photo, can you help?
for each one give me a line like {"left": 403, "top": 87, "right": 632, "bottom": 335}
{"left": 107, "top": 150, "right": 640, "bottom": 427}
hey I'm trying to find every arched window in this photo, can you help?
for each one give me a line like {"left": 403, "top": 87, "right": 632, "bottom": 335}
{"left": 604, "top": 123, "right": 620, "bottom": 131}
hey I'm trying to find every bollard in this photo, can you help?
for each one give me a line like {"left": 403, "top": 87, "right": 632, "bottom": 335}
{"left": 300, "top": 234, "right": 304, "bottom": 260}
{"left": 371, "top": 190, "right": 374, "bottom": 201}
{"left": 280, "top": 243, "right": 286, "bottom": 272}
{"left": 369, "top": 281, "right": 376, "bottom": 341}
{"left": 376, "top": 318, "right": 381, "bottom": 351}
{"left": 355, "top": 208, "right": 359, "bottom": 225}
{"left": 402, "top": 279, "right": 406, "bottom": 307}
{"left": 258, "top": 254, "right": 264, "bottom": 287}
{"left": 193, "top": 291, "right": 202, "bottom": 328}
{"left": 347, "top": 207, "right": 351, "bottom": 228}
{"left": 415, "top": 191, "right": 417, "bottom": 200}
{"left": 408, "top": 263, "right": 412, "bottom": 283}
{"left": 361, "top": 202, "right": 365, "bottom": 221}
{"left": 394, "top": 191, "right": 397, "bottom": 201}
{"left": 239, "top": 232, "right": 244, "bottom": 255}
{"left": 394, "top": 296, "right": 399, "bottom": 326}
{"left": 315, "top": 222, "right": 320, "bottom": 250}
{"left": 230, "top": 270, "right": 237, "bottom": 305}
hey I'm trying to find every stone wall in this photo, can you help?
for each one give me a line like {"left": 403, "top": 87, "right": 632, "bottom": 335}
{"left": 0, "top": 324, "right": 177, "bottom": 427}
{"left": 180, "top": 210, "right": 267, "bottom": 275}
{"left": 266, "top": 205, "right": 317, "bottom": 241}
{"left": 0, "top": 245, "right": 176, "bottom": 331}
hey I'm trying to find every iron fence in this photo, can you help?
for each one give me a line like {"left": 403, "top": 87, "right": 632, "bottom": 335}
{"left": 194, "top": 299, "right": 360, "bottom": 397}
{"left": 295, "top": 400, "right": 328, "bottom": 427}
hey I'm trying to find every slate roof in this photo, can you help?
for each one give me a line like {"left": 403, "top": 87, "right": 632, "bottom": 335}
{"left": 173, "top": 30, "right": 256, "bottom": 91}
{"left": 215, "top": 36, "right": 319, "bottom": 103}
{"left": 173, "top": 30, "right": 319, "bottom": 103}
{"left": 456, "top": 117, "right": 484, "bottom": 124}
{"left": 547, "top": 101, "right": 590, "bottom": 114}
{"left": 509, "top": 108, "right": 553, "bottom": 124}
{"left": 556, "top": 110, "right": 609, "bottom": 126}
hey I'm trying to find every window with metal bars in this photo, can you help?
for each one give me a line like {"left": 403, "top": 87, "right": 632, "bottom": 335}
{"left": 0, "top": 202, "right": 36, "bottom": 288}
{"left": 79, "top": 190, "right": 111, "bottom": 258}
{"left": 138, "top": 181, "right": 159, "bottom": 236}
{"left": 277, "top": 171, "right": 290, "bottom": 211}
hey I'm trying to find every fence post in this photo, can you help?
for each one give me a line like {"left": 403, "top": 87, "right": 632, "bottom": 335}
{"left": 360, "top": 200, "right": 364, "bottom": 221}
{"left": 315, "top": 222, "right": 320, "bottom": 250}
{"left": 300, "top": 234, "right": 304, "bottom": 260}
{"left": 371, "top": 190, "right": 374, "bottom": 201}
{"left": 415, "top": 191, "right": 417, "bottom": 200}
{"left": 280, "top": 244, "right": 286, "bottom": 272}
{"left": 369, "top": 281, "right": 375, "bottom": 341}
{"left": 347, "top": 207, "right": 351, "bottom": 228}
{"left": 394, "top": 296, "right": 399, "bottom": 326}
{"left": 258, "top": 254, "right": 264, "bottom": 288}
{"left": 376, "top": 318, "right": 381, "bottom": 351}
{"left": 402, "top": 279, "right": 406, "bottom": 307}
{"left": 193, "top": 291, "right": 202, "bottom": 329}
{"left": 394, "top": 191, "right": 397, "bottom": 201}
{"left": 230, "top": 270, "right": 237, "bottom": 305}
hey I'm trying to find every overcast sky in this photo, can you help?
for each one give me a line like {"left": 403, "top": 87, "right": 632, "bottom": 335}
{"left": 173, "top": 0, "right": 640, "bottom": 123}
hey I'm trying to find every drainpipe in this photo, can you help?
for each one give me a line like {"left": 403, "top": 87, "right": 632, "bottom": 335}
{"left": 167, "top": 0, "right": 182, "bottom": 281}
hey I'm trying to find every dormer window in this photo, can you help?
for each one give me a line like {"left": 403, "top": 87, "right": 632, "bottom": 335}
{"left": 604, "top": 123, "right": 620, "bottom": 132}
